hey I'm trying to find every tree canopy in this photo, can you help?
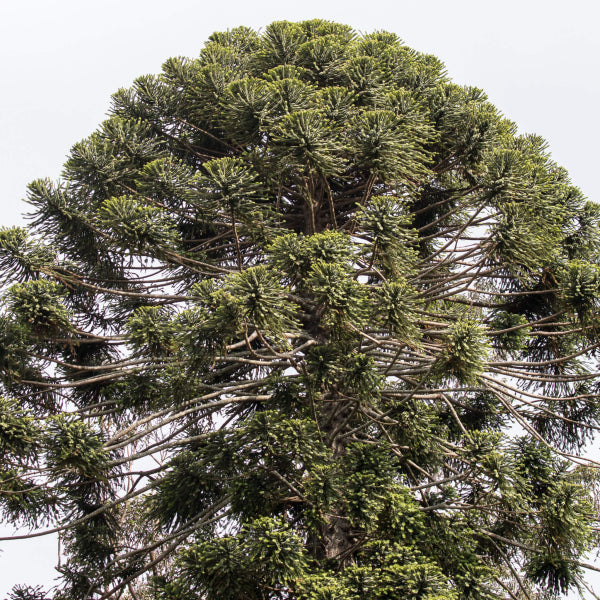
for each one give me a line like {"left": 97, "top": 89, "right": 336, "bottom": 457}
{"left": 2, "top": 19, "right": 600, "bottom": 600}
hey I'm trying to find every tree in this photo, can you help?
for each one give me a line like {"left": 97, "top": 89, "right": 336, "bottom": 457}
{"left": 1, "top": 19, "right": 600, "bottom": 600}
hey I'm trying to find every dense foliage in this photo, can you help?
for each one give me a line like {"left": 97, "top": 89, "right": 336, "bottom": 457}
{"left": 2, "top": 20, "right": 600, "bottom": 600}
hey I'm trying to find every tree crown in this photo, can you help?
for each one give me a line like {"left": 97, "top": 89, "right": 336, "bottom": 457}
{"left": 1, "top": 19, "right": 600, "bottom": 600}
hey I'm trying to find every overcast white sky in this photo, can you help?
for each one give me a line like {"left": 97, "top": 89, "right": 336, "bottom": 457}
{"left": 1, "top": 0, "right": 599, "bottom": 597}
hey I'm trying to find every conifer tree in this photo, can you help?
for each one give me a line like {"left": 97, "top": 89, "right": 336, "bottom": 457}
{"left": 2, "top": 20, "right": 600, "bottom": 600}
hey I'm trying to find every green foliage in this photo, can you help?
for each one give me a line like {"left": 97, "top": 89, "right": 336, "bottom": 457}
{"left": 299, "top": 542, "right": 457, "bottom": 600}
{"left": 0, "top": 397, "right": 41, "bottom": 460}
{"left": 0, "top": 227, "right": 55, "bottom": 282}
{"left": 194, "top": 157, "right": 263, "bottom": 211}
{"left": 0, "top": 316, "right": 32, "bottom": 385}
{"left": 343, "top": 443, "right": 401, "bottom": 527}
{"left": 564, "top": 199, "right": 600, "bottom": 260}
{"left": 272, "top": 109, "right": 346, "bottom": 176}
{"left": 435, "top": 319, "right": 489, "bottom": 384}
{"left": 491, "top": 202, "right": 559, "bottom": 277}
{"left": 99, "top": 195, "right": 178, "bottom": 253}
{"left": 560, "top": 259, "right": 600, "bottom": 322}
{"left": 304, "top": 346, "right": 384, "bottom": 405}
{"left": 373, "top": 278, "right": 420, "bottom": 338}
{"left": 226, "top": 265, "right": 299, "bottom": 336}
{"left": 226, "top": 410, "right": 331, "bottom": 520}
{"left": 127, "top": 305, "right": 178, "bottom": 357}
{"left": 351, "top": 109, "right": 431, "bottom": 181}
{"left": 525, "top": 553, "right": 580, "bottom": 595}
{"left": 46, "top": 416, "right": 108, "bottom": 480}
{"left": 456, "top": 392, "right": 505, "bottom": 433}
{"left": 2, "top": 19, "right": 599, "bottom": 600}
{"left": 6, "top": 279, "right": 74, "bottom": 337}
{"left": 148, "top": 450, "right": 222, "bottom": 531}
{"left": 188, "top": 266, "right": 299, "bottom": 345}
{"left": 358, "top": 196, "right": 418, "bottom": 276}
{"left": 135, "top": 157, "right": 197, "bottom": 208}
{"left": 307, "top": 261, "right": 369, "bottom": 331}
{"left": 488, "top": 311, "right": 530, "bottom": 354}
{"left": 63, "top": 117, "right": 165, "bottom": 198}
{"left": 0, "top": 466, "right": 55, "bottom": 527}
{"left": 269, "top": 231, "right": 353, "bottom": 279}
{"left": 179, "top": 518, "right": 308, "bottom": 599}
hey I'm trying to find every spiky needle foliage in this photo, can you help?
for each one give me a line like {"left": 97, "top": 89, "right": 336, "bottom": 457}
{"left": 2, "top": 20, "right": 600, "bottom": 600}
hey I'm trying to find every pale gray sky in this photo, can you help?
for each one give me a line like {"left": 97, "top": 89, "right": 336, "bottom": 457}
{"left": 1, "top": 0, "right": 599, "bottom": 596}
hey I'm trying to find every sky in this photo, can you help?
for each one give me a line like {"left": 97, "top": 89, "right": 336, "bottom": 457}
{"left": 1, "top": 0, "right": 599, "bottom": 596}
